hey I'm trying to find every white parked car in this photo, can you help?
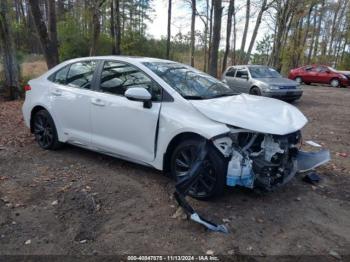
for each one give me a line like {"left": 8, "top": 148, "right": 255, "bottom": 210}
{"left": 22, "top": 56, "right": 330, "bottom": 199}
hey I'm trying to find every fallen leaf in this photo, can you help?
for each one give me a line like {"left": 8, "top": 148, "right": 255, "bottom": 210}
{"left": 25, "top": 239, "right": 31, "bottom": 245}
{"left": 206, "top": 250, "right": 214, "bottom": 255}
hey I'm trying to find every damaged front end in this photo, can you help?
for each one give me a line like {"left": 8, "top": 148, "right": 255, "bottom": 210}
{"left": 213, "top": 128, "right": 331, "bottom": 191}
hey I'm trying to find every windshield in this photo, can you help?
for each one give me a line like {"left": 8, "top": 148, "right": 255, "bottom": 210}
{"left": 143, "top": 62, "right": 236, "bottom": 99}
{"left": 249, "top": 66, "right": 281, "bottom": 78}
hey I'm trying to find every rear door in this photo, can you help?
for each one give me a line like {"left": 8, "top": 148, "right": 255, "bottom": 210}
{"left": 234, "top": 68, "right": 251, "bottom": 93}
{"left": 90, "top": 60, "right": 162, "bottom": 163}
{"left": 49, "top": 60, "right": 98, "bottom": 146}
{"left": 224, "top": 67, "right": 238, "bottom": 91}
{"left": 315, "top": 66, "right": 331, "bottom": 84}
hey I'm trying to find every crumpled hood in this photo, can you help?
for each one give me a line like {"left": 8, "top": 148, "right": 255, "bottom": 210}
{"left": 189, "top": 94, "right": 307, "bottom": 135}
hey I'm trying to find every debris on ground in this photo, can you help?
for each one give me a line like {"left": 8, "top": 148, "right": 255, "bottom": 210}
{"left": 336, "top": 152, "right": 348, "bottom": 158}
{"left": 173, "top": 142, "right": 228, "bottom": 233}
{"left": 24, "top": 240, "right": 31, "bottom": 245}
{"left": 303, "top": 172, "right": 321, "bottom": 185}
{"left": 329, "top": 250, "right": 342, "bottom": 260}
{"left": 206, "top": 250, "right": 214, "bottom": 255}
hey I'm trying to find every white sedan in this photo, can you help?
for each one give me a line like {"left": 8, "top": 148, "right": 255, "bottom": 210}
{"left": 22, "top": 56, "right": 330, "bottom": 199}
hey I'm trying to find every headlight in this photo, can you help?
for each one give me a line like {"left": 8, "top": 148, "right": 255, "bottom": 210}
{"left": 340, "top": 74, "right": 347, "bottom": 79}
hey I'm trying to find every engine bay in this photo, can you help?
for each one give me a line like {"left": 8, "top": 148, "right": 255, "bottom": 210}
{"left": 213, "top": 129, "right": 329, "bottom": 191}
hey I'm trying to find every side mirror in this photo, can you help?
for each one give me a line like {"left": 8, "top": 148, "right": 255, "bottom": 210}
{"left": 242, "top": 75, "right": 249, "bottom": 80}
{"left": 125, "top": 87, "right": 152, "bottom": 108}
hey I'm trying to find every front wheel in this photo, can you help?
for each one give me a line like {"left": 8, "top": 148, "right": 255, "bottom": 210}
{"left": 33, "top": 110, "right": 62, "bottom": 150}
{"left": 170, "top": 139, "right": 226, "bottom": 200}
{"left": 250, "top": 87, "right": 262, "bottom": 96}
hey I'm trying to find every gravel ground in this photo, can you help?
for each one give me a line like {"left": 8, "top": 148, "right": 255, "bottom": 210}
{"left": 0, "top": 85, "right": 350, "bottom": 258}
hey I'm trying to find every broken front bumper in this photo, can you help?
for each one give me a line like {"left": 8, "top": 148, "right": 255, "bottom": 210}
{"left": 226, "top": 148, "right": 331, "bottom": 189}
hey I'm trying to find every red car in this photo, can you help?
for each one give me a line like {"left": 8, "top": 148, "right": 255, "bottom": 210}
{"left": 288, "top": 65, "right": 350, "bottom": 87}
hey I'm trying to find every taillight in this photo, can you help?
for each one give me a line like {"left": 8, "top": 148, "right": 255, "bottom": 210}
{"left": 24, "top": 84, "right": 31, "bottom": 91}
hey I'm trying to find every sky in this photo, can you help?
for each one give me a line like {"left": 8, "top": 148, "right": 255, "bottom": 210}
{"left": 146, "top": 0, "right": 273, "bottom": 52}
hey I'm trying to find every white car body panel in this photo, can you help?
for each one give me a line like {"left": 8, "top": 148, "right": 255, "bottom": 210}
{"left": 22, "top": 56, "right": 309, "bottom": 172}
{"left": 189, "top": 94, "right": 308, "bottom": 135}
{"left": 90, "top": 91, "right": 161, "bottom": 163}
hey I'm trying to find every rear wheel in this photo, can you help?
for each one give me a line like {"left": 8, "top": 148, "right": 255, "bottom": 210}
{"left": 249, "top": 87, "right": 262, "bottom": 96}
{"left": 33, "top": 110, "right": 62, "bottom": 150}
{"left": 330, "top": 78, "right": 340, "bottom": 88}
{"left": 170, "top": 138, "right": 226, "bottom": 200}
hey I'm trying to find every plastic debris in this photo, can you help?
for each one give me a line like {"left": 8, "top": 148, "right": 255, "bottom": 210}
{"left": 303, "top": 171, "right": 321, "bottom": 185}
{"left": 305, "top": 140, "right": 322, "bottom": 147}
{"left": 173, "top": 141, "right": 228, "bottom": 234}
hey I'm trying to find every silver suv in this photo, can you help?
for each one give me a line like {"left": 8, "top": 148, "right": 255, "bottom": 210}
{"left": 222, "top": 65, "right": 303, "bottom": 102}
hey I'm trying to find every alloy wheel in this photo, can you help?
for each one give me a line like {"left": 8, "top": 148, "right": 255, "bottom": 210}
{"left": 331, "top": 79, "right": 340, "bottom": 88}
{"left": 33, "top": 114, "right": 54, "bottom": 148}
{"left": 174, "top": 145, "right": 217, "bottom": 198}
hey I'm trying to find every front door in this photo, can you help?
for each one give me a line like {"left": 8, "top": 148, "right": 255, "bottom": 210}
{"left": 90, "top": 60, "right": 162, "bottom": 163}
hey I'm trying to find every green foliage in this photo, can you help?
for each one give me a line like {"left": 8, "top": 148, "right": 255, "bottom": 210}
{"left": 338, "top": 52, "right": 350, "bottom": 70}
{"left": 57, "top": 17, "right": 90, "bottom": 61}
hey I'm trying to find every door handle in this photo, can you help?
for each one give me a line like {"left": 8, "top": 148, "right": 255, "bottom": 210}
{"left": 51, "top": 89, "right": 62, "bottom": 96}
{"left": 91, "top": 98, "right": 105, "bottom": 106}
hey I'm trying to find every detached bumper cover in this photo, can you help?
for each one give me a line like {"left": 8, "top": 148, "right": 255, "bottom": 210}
{"left": 296, "top": 149, "right": 331, "bottom": 172}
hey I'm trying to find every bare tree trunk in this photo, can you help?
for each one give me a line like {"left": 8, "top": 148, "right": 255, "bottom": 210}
{"left": 245, "top": 0, "right": 267, "bottom": 64}
{"left": 207, "top": 0, "right": 214, "bottom": 70}
{"left": 313, "top": 0, "right": 325, "bottom": 60}
{"left": 307, "top": 5, "right": 318, "bottom": 64}
{"left": 47, "top": 0, "right": 58, "bottom": 60}
{"left": 203, "top": 0, "right": 209, "bottom": 72}
{"left": 208, "top": 0, "right": 222, "bottom": 77}
{"left": 231, "top": 6, "right": 236, "bottom": 65}
{"left": 222, "top": 0, "right": 234, "bottom": 72}
{"left": 166, "top": 0, "right": 171, "bottom": 59}
{"left": 110, "top": 0, "right": 116, "bottom": 54}
{"left": 190, "top": 0, "right": 196, "bottom": 66}
{"left": 239, "top": 0, "right": 250, "bottom": 63}
{"left": 90, "top": 2, "right": 100, "bottom": 55}
{"left": 28, "top": 0, "right": 59, "bottom": 69}
{"left": 115, "top": 0, "right": 121, "bottom": 55}
{"left": 327, "top": 1, "right": 341, "bottom": 57}
{"left": 0, "top": 0, "right": 20, "bottom": 100}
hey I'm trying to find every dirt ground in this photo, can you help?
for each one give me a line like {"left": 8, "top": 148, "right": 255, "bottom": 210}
{"left": 0, "top": 85, "right": 350, "bottom": 257}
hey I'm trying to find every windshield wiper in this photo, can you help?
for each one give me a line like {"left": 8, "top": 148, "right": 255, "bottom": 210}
{"left": 210, "top": 93, "right": 238, "bottom": 98}
{"left": 182, "top": 95, "right": 205, "bottom": 100}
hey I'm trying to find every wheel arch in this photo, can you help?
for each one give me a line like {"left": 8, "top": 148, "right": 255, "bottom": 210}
{"left": 30, "top": 105, "right": 49, "bottom": 133}
{"left": 249, "top": 85, "right": 261, "bottom": 94}
{"left": 330, "top": 77, "right": 340, "bottom": 86}
{"left": 163, "top": 132, "right": 205, "bottom": 173}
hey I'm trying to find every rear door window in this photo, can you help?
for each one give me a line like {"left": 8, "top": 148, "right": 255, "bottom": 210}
{"left": 236, "top": 70, "right": 248, "bottom": 78}
{"left": 226, "top": 68, "right": 236, "bottom": 77}
{"left": 66, "top": 61, "right": 97, "bottom": 89}
{"left": 49, "top": 66, "right": 69, "bottom": 85}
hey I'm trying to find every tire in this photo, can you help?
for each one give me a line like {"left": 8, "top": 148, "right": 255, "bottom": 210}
{"left": 330, "top": 78, "right": 340, "bottom": 88}
{"left": 32, "top": 110, "right": 62, "bottom": 150}
{"left": 170, "top": 138, "right": 226, "bottom": 200}
{"left": 249, "top": 87, "right": 262, "bottom": 96}
{"left": 295, "top": 77, "right": 303, "bottom": 85}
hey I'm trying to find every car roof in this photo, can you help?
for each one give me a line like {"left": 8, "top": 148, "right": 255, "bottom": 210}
{"left": 63, "top": 55, "right": 175, "bottom": 64}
